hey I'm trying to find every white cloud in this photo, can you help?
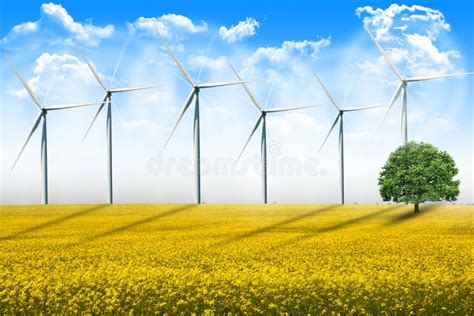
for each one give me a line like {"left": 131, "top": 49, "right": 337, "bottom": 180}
{"left": 2, "top": 4, "right": 471, "bottom": 205}
{"left": 356, "top": 48, "right": 409, "bottom": 76}
{"left": 356, "top": 4, "right": 450, "bottom": 41}
{"left": 405, "top": 33, "right": 459, "bottom": 73}
{"left": 127, "top": 14, "right": 207, "bottom": 38}
{"left": 187, "top": 54, "right": 227, "bottom": 70}
{"left": 245, "top": 38, "right": 331, "bottom": 67}
{"left": 1, "top": 21, "right": 39, "bottom": 44}
{"left": 1, "top": 2, "right": 113, "bottom": 47}
{"left": 12, "top": 21, "right": 39, "bottom": 34}
{"left": 41, "top": 3, "right": 114, "bottom": 45}
{"left": 6, "top": 88, "right": 29, "bottom": 100}
{"left": 355, "top": 4, "right": 461, "bottom": 76}
{"left": 219, "top": 18, "right": 259, "bottom": 43}
{"left": 8, "top": 53, "right": 98, "bottom": 102}
{"left": 33, "top": 53, "right": 93, "bottom": 78}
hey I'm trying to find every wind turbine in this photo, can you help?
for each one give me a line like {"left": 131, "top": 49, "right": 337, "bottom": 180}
{"left": 158, "top": 32, "right": 251, "bottom": 204}
{"left": 5, "top": 54, "right": 106, "bottom": 204}
{"left": 365, "top": 27, "right": 474, "bottom": 144}
{"left": 81, "top": 52, "right": 160, "bottom": 204}
{"left": 231, "top": 64, "right": 319, "bottom": 204}
{"left": 314, "top": 73, "right": 387, "bottom": 204}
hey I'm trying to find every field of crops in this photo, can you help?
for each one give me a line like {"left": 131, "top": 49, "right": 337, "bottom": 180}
{"left": 0, "top": 204, "right": 472, "bottom": 314}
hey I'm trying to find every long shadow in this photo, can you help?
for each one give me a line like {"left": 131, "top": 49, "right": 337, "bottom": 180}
{"left": 71, "top": 204, "right": 195, "bottom": 246}
{"left": 272, "top": 204, "right": 404, "bottom": 250}
{"left": 213, "top": 205, "right": 340, "bottom": 247}
{"left": 318, "top": 204, "right": 404, "bottom": 233}
{"left": 0, "top": 205, "right": 107, "bottom": 241}
{"left": 384, "top": 204, "right": 440, "bottom": 225}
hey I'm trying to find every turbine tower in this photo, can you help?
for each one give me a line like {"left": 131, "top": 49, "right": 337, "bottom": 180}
{"left": 365, "top": 27, "right": 473, "bottom": 144}
{"left": 314, "top": 73, "right": 387, "bottom": 204}
{"left": 158, "top": 32, "right": 250, "bottom": 204}
{"left": 81, "top": 53, "right": 159, "bottom": 204}
{"left": 5, "top": 54, "right": 106, "bottom": 204}
{"left": 231, "top": 64, "right": 319, "bottom": 204}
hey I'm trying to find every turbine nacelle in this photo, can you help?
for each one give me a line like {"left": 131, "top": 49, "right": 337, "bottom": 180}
{"left": 4, "top": 53, "right": 109, "bottom": 204}
{"left": 157, "top": 31, "right": 257, "bottom": 203}
{"left": 80, "top": 50, "right": 160, "bottom": 142}
{"left": 314, "top": 72, "right": 389, "bottom": 204}
{"left": 158, "top": 31, "right": 255, "bottom": 150}
{"left": 78, "top": 45, "right": 160, "bottom": 204}
{"left": 313, "top": 72, "right": 387, "bottom": 152}
{"left": 364, "top": 26, "right": 474, "bottom": 142}
{"left": 232, "top": 64, "right": 320, "bottom": 167}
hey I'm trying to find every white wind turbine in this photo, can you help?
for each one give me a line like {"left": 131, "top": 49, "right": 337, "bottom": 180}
{"left": 314, "top": 73, "right": 387, "bottom": 204}
{"left": 158, "top": 32, "right": 251, "bottom": 204}
{"left": 365, "top": 27, "right": 474, "bottom": 144}
{"left": 81, "top": 52, "right": 160, "bottom": 204}
{"left": 231, "top": 64, "right": 319, "bottom": 204}
{"left": 5, "top": 54, "right": 106, "bottom": 204}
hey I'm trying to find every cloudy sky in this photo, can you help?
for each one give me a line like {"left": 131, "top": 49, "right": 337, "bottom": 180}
{"left": 1, "top": 0, "right": 472, "bottom": 204}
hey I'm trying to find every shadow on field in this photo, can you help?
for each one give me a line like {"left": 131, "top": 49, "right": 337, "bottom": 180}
{"left": 0, "top": 205, "right": 107, "bottom": 241}
{"left": 70, "top": 204, "right": 195, "bottom": 246}
{"left": 271, "top": 204, "right": 404, "bottom": 250}
{"left": 318, "top": 204, "right": 404, "bottom": 233}
{"left": 384, "top": 204, "right": 440, "bottom": 225}
{"left": 213, "top": 205, "right": 339, "bottom": 247}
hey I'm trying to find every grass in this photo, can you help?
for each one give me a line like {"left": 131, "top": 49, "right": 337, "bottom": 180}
{"left": 0, "top": 204, "right": 472, "bottom": 314}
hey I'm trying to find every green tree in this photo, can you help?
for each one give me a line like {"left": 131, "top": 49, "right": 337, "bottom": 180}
{"left": 378, "top": 141, "right": 460, "bottom": 213}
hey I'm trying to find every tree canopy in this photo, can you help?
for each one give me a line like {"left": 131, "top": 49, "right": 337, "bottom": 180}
{"left": 378, "top": 141, "right": 459, "bottom": 212}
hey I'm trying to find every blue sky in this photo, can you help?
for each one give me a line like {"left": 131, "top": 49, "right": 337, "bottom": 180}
{"left": 1, "top": 1, "right": 473, "bottom": 204}
{"left": 1, "top": 0, "right": 473, "bottom": 51}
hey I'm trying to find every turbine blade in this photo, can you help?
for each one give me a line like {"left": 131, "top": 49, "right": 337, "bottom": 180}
{"left": 83, "top": 95, "right": 109, "bottom": 141}
{"left": 4, "top": 54, "right": 43, "bottom": 109}
{"left": 11, "top": 112, "right": 43, "bottom": 170}
{"left": 110, "top": 34, "right": 131, "bottom": 88}
{"left": 343, "top": 104, "right": 388, "bottom": 112}
{"left": 373, "top": 83, "right": 403, "bottom": 138}
{"left": 110, "top": 84, "right": 161, "bottom": 93}
{"left": 236, "top": 114, "right": 263, "bottom": 163}
{"left": 47, "top": 100, "right": 110, "bottom": 111}
{"left": 163, "top": 90, "right": 195, "bottom": 148}
{"left": 319, "top": 114, "right": 341, "bottom": 153}
{"left": 266, "top": 105, "right": 320, "bottom": 113}
{"left": 313, "top": 72, "right": 340, "bottom": 111}
{"left": 198, "top": 80, "right": 255, "bottom": 89}
{"left": 364, "top": 27, "right": 403, "bottom": 80}
{"left": 156, "top": 31, "right": 195, "bottom": 87}
{"left": 78, "top": 49, "right": 108, "bottom": 92}
{"left": 406, "top": 72, "right": 474, "bottom": 82}
{"left": 229, "top": 63, "right": 263, "bottom": 111}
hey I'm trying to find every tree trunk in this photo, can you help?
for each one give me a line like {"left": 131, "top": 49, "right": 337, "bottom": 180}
{"left": 414, "top": 203, "right": 420, "bottom": 213}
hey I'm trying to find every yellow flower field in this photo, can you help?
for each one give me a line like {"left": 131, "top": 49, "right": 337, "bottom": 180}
{"left": 0, "top": 204, "right": 472, "bottom": 314}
